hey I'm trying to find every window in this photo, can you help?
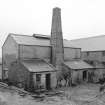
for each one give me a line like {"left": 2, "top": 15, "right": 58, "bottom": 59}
{"left": 102, "top": 51, "right": 105, "bottom": 56}
{"left": 36, "top": 74, "right": 41, "bottom": 83}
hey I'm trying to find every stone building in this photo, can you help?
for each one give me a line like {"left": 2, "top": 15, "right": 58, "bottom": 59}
{"left": 70, "top": 35, "right": 105, "bottom": 81}
{"left": 2, "top": 7, "right": 94, "bottom": 91}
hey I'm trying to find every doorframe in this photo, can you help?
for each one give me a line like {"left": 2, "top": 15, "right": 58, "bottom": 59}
{"left": 46, "top": 73, "right": 51, "bottom": 90}
{"left": 83, "top": 70, "right": 87, "bottom": 81}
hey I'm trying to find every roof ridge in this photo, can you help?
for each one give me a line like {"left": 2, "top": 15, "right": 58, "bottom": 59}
{"left": 70, "top": 34, "right": 105, "bottom": 41}
{"left": 33, "top": 34, "right": 50, "bottom": 37}
{"left": 7, "top": 33, "right": 79, "bottom": 48}
{"left": 10, "top": 33, "right": 32, "bottom": 37}
{"left": 10, "top": 33, "right": 50, "bottom": 38}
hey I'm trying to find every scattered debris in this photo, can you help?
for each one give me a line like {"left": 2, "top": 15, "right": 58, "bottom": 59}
{"left": 0, "top": 83, "right": 105, "bottom": 105}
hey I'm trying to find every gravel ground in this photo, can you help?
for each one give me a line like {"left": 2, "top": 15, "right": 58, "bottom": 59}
{"left": 0, "top": 83, "right": 104, "bottom": 105}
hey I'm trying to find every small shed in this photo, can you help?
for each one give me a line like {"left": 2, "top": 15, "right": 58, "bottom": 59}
{"left": 8, "top": 59, "right": 57, "bottom": 91}
{"left": 64, "top": 60, "right": 94, "bottom": 84}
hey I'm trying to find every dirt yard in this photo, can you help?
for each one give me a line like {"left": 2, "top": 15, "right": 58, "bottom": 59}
{"left": 0, "top": 83, "right": 104, "bottom": 105}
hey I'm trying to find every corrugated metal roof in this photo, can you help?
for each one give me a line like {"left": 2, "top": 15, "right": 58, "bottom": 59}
{"left": 11, "top": 34, "right": 51, "bottom": 46}
{"left": 22, "top": 59, "right": 55, "bottom": 72}
{"left": 64, "top": 60, "right": 94, "bottom": 70}
{"left": 70, "top": 35, "right": 105, "bottom": 51}
{"left": 10, "top": 33, "right": 78, "bottom": 48}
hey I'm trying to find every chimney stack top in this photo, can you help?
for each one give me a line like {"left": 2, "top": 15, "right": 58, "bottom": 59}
{"left": 53, "top": 7, "right": 61, "bottom": 10}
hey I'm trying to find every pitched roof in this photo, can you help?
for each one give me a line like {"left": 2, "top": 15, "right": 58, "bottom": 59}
{"left": 11, "top": 34, "right": 50, "bottom": 46}
{"left": 10, "top": 33, "right": 79, "bottom": 48}
{"left": 70, "top": 35, "right": 105, "bottom": 51}
{"left": 22, "top": 59, "right": 55, "bottom": 72}
{"left": 64, "top": 60, "right": 94, "bottom": 70}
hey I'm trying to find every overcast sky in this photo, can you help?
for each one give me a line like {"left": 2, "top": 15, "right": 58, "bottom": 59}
{"left": 0, "top": 0, "right": 105, "bottom": 57}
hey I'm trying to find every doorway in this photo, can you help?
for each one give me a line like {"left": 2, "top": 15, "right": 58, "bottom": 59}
{"left": 46, "top": 73, "right": 51, "bottom": 90}
{"left": 83, "top": 70, "right": 87, "bottom": 81}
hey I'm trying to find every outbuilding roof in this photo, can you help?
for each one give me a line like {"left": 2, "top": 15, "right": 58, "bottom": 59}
{"left": 22, "top": 59, "right": 55, "bottom": 73}
{"left": 10, "top": 33, "right": 79, "bottom": 48}
{"left": 70, "top": 35, "right": 105, "bottom": 51}
{"left": 64, "top": 60, "right": 94, "bottom": 70}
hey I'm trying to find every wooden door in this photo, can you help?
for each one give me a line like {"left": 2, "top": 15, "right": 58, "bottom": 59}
{"left": 46, "top": 73, "right": 51, "bottom": 90}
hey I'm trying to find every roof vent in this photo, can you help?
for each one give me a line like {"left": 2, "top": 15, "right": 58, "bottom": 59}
{"left": 33, "top": 34, "right": 50, "bottom": 39}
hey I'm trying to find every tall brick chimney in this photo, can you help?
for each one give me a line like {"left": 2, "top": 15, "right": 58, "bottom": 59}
{"left": 50, "top": 7, "right": 64, "bottom": 70}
